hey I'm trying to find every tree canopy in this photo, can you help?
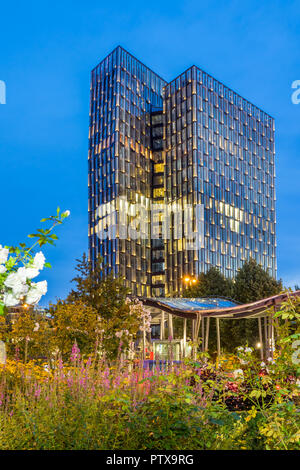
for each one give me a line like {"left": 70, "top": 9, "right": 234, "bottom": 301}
{"left": 67, "top": 253, "right": 129, "bottom": 319}
{"left": 182, "top": 266, "right": 234, "bottom": 299}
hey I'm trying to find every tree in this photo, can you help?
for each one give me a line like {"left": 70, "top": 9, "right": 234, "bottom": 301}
{"left": 183, "top": 267, "right": 234, "bottom": 299}
{"left": 67, "top": 253, "right": 129, "bottom": 319}
{"left": 233, "top": 258, "right": 282, "bottom": 304}
{"left": 8, "top": 308, "right": 51, "bottom": 363}
{"left": 220, "top": 259, "right": 283, "bottom": 352}
{"left": 49, "top": 301, "right": 99, "bottom": 360}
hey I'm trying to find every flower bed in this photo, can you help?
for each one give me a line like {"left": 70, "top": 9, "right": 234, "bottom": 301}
{"left": 0, "top": 352, "right": 299, "bottom": 450}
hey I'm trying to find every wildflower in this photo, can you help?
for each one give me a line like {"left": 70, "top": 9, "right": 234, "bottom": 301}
{"left": 71, "top": 342, "right": 80, "bottom": 362}
{"left": 233, "top": 369, "right": 244, "bottom": 379}
{"left": 0, "top": 265, "right": 6, "bottom": 274}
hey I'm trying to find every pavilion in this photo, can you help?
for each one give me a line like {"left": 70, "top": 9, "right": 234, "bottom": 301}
{"left": 138, "top": 290, "right": 300, "bottom": 361}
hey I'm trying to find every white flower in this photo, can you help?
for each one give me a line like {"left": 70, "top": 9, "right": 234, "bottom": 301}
{"left": 267, "top": 357, "right": 275, "bottom": 364}
{"left": 260, "top": 362, "right": 266, "bottom": 367}
{"left": 3, "top": 292, "right": 19, "bottom": 307}
{"left": 4, "top": 268, "right": 28, "bottom": 296}
{"left": 33, "top": 322, "right": 40, "bottom": 332}
{"left": 25, "top": 267, "right": 39, "bottom": 279}
{"left": 25, "top": 280, "right": 47, "bottom": 305}
{"left": 245, "top": 347, "right": 253, "bottom": 353}
{"left": 0, "top": 265, "right": 6, "bottom": 274}
{"left": 33, "top": 252, "right": 45, "bottom": 270}
{"left": 62, "top": 210, "right": 70, "bottom": 217}
{"left": 237, "top": 346, "right": 244, "bottom": 352}
{"left": 0, "top": 245, "right": 9, "bottom": 264}
{"left": 233, "top": 369, "right": 244, "bottom": 379}
{"left": 5, "top": 267, "right": 27, "bottom": 286}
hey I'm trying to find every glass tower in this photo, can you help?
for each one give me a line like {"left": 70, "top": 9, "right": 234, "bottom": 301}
{"left": 88, "top": 47, "right": 276, "bottom": 297}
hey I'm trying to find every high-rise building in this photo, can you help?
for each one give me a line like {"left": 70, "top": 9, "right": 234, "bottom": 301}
{"left": 88, "top": 46, "right": 276, "bottom": 297}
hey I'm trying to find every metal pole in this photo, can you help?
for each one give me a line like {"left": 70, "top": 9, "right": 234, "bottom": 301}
{"left": 258, "top": 317, "right": 264, "bottom": 360}
{"left": 264, "top": 316, "right": 269, "bottom": 358}
{"left": 201, "top": 318, "right": 205, "bottom": 352}
{"left": 269, "top": 315, "right": 273, "bottom": 359}
{"left": 168, "top": 313, "right": 174, "bottom": 339}
{"left": 143, "top": 315, "right": 147, "bottom": 361}
{"left": 160, "top": 311, "right": 165, "bottom": 340}
{"left": 205, "top": 317, "right": 210, "bottom": 351}
{"left": 183, "top": 318, "right": 187, "bottom": 358}
{"left": 216, "top": 318, "right": 221, "bottom": 359}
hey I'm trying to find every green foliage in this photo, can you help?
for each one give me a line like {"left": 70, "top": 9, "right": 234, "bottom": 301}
{"left": 233, "top": 258, "right": 282, "bottom": 304}
{"left": 67, "top": 253, "right": 129, "bottom": 319}
{"left": 182, "top": 267, "right": 234, "bottom": 298}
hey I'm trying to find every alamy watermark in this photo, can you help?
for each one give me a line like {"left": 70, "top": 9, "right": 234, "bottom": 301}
{"left": 0, "top": 80, "right": 6, "bottom": 104}
{"left": 94, "top": 197, "right": 204, "bottom": 250}
{"left": 291, "top": 80, "right": 300, "bottom": 104}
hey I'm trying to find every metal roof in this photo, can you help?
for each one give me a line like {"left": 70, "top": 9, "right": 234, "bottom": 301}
{"left": 140, "top": 291, "right": 300, "bottom": 320}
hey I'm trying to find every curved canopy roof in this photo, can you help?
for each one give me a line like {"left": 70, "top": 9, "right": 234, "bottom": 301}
{"left": 140, "top": 290, "right": 300, "bottom": 320}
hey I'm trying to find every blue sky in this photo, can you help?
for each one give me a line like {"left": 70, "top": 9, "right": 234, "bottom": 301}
{"left": 0, "top": 0, "right": 299, "bottom": 305}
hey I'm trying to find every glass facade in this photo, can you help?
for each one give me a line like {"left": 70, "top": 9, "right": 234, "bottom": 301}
{"left": 88, "top": 46, "right": 166, "bottom": 296}
{"left": 89, "top": 47, "right": 276, "bottom": 296}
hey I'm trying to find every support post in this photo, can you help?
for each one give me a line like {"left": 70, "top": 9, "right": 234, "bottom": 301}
{"left": 183, "top": 318, "right": 187, "bottom": 358}
{"left": 258, "top": 317, "right": 264, "bottom": 360}
{"left": 192, "top": 315, "right": 201, "bottom": 360}
{"left": 269, "top": 314, "right": 274, "bottom": 359}
{"left": 216, "top": 318, "right": 221, "bottom": 359}
{"left": 168, "top": 313, "right": 174, "bottom": 339}
{"left": 160, "top": 311, "right": 165, "bottom": 340}
{"left": 201, "top": 318, "right": 205, "bottom": 352}
{"left": 205, "top": 317, "right": 210, "bottom": 351}
{"left": 264, "top": 316, "right": 269, "bottom": 358}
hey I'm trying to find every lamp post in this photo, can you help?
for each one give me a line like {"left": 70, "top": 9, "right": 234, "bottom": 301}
{"left": 183, "top": 276, "right": 197, "bottom": 288}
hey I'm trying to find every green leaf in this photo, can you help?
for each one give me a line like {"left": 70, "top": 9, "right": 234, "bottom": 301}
{"left": 0, "top": 303, "right": 5, "bottom": 316}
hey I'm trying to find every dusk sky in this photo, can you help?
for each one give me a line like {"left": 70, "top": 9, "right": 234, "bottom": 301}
{"left": 1, "top": 0, "right": 299, "bottom": 305}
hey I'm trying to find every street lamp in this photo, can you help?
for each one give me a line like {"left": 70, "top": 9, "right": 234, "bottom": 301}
{"left": 183, "top": 276, "right": 197, "bottom": 288}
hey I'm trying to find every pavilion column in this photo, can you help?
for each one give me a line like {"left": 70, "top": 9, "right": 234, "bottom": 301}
{"left": 201, "top": 319, "right": 205, "bottom": 352}
{"left": 205, "top": 317, "right": 210, "bottom": 351}
{"left": 160, "top": 311, "right": 165, "bottom": 340}
{"left": 258, "top": 317, "right": 264, "bottom": 360}
{"left": 264, "top": 316, "right": 269, "bottom": 358}
{"left": 269, "top": 313, "right": 274, "bottom": 359}
{"left": 192, "top": 315, "right": 201, "bottom": 360}
{"left": 183, "top": 318, "right": 187, "bottom": 358}
{"left": 168, "top": 314, "right": 174, "bottom": 340}
{"left": 216, "top": 318, "right": 221, "bottom": 359}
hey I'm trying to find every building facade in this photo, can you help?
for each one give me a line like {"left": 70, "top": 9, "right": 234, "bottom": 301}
{"left": 88, "top": 46, "right": 276, "bottom": 297}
